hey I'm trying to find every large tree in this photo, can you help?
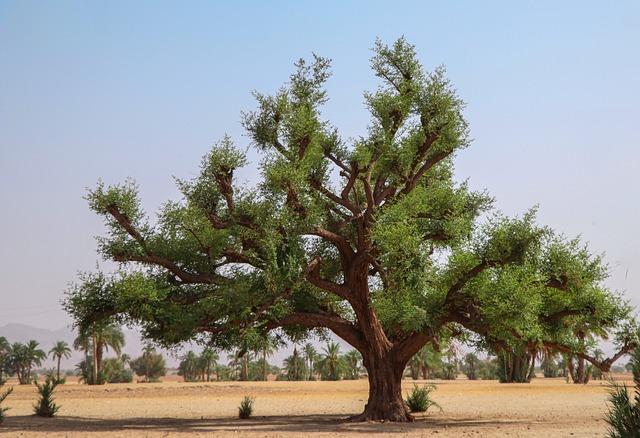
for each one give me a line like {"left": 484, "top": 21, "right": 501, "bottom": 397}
{"left": 65, "top": 38, "right": 636, "bottom": 422}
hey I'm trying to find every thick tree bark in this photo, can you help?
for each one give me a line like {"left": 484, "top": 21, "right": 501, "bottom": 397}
{"left": 350, "top": 354, "right": 412, "bottom": 422}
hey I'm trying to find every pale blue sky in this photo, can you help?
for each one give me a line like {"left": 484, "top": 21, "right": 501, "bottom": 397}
{"left": 0, "top": 1, "right": 639, "bottom": 329}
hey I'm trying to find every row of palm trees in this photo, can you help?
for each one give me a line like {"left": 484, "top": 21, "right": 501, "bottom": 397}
{"left": 283, "top": 341, "right": 362, "bottom": 381}
{"left": 0, "top": 337, "right": 72, "bottom": 385}
{"left": 2, "top": 327, "right": 364, "bottom": 385}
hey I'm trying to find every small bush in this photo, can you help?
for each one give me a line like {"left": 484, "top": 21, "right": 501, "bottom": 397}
{"left": 405, "top": 383, "right": 441, "bottom": 413}
{"left": 0, "top": 386, "right": 14, "bottom": 424}
{"left": 605, "top": 347, "right": 640, "bottom": 437}
{"left": 33, "top": 376, "right": 60, "bottom": 417}
{"left": 238, "top": 395, "right": 254, "bottom": 419}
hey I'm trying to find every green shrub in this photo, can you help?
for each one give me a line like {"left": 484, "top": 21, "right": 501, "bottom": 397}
{"left": 238, "top": 395, "right": 254, "bottom": 419}
{"left": 129, "top": 349, "right": 167, "bottom": 383}
{"left": 0, "top": 386, "right": 13, "bottom": 424}
{"left": 33, "top": 376, "right": 60, "bottom": 417}
{"left": 102, "top": 358, "right": 133, "bottom": 383}
{"left": 605, "top": 348, "right": 640, "bottom": 437}
{"left": 405, "top": 384, "right": 441, "bottom": 413}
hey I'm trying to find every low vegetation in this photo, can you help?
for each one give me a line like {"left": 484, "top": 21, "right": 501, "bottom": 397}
{"left": 238, "top": 395, "right": 254, "bottom": 419}
{"left": 405, "top": 384, "right": 440, "bottom": 413}
{"left": 605, "top": 348, "right": 640, "bottom": 437}
{"left": 33, "top": 376, "right": 60, "bottom": 417}
{"left": 0, "top": 386, "right": 13, "bottom": 424}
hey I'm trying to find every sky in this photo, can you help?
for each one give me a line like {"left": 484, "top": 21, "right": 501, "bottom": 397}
{"left": 0, "top": 1, "right": 639, "bottom": 334}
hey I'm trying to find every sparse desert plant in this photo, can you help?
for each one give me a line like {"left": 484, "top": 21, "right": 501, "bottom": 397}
{"left": 238, "top": 395, "right": 254, "bottom": 419}
{"left": 604, "top": 347, "right": 640, "bottom": 437}
{"left": 33, "top": 376, "right": 60, "bottom": 417}
{"left": 0, "top": 386, "right": 13, "bottom": 424}
{"left": 405, "top": 384, "right": 441, "bottom": 413}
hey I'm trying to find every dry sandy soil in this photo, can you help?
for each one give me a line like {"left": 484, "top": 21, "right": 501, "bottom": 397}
{"left": 0, "top": 376, "right": 626, "bottom": 437}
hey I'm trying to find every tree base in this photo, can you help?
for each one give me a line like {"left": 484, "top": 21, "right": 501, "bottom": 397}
{"left": 347, "top": 399, "right": 414, "bottom": 422}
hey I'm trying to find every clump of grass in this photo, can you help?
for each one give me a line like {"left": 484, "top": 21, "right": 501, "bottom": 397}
{"left": 238, "top": 395, "right": 254, "bottom": 419}
{"left": 0, "top": 386, "right": 13, "bottom": 424}
{"left": 405, "top": 383, "right": 441, "bottom": 413}
{"left": 33, "top": 376, "right": 60, "bottom": 417}
{"left": 604, "top": 347, "right": 640, "bottom": 437}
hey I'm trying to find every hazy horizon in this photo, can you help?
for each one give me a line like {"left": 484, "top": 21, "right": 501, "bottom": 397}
{"left": 1, "top": 1, "right": 639, "bottom": 335}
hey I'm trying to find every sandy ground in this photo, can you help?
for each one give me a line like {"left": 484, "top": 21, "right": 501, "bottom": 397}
{"left": 0, "top": 376, "right": 625, "bottom": 437}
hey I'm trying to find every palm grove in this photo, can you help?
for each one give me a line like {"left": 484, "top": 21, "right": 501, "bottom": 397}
{"left": 64, "top": 38, "right": 637, "bottom": 422}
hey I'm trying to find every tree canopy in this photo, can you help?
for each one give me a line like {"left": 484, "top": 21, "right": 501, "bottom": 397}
{"left": 65, "top": 37, "right": 636, "bottom": 421}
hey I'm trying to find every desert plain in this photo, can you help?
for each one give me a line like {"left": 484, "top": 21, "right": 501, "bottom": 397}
{"left": 0, "top": 375, "right": 626, "bottom": 437}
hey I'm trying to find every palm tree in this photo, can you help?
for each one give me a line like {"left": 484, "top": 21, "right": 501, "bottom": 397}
{"left": 120, "top": 353, "right": 131, "bottom": 366}
{"left": 302, "top": 343, "right": 317, "bottom": 381}
{"left": 255, "top": 337, "right": 276, "bottom": 381}
{"left": 321, "top": 342, "right": 342, "bottom": 381}
{"left": 74, "top": 322, "right": 125, "bottom": 384}
{"left": 343, "top": 350, "right": 361, "bottom": 380}
{"left": 199, "top": 348, "right": 219, "bottom": 382}
{"left": 227, "top": 351, "right": 242, "bottom": 381}
{"left": 179, "top": 351, "right": 199, "bottom": 382}
{"left": 283, "top": 350, "right": 306, "bottom": 381}
{"left": 49, "top": 341, "right": 72, "bottom": 383}
{"left": 9, "top": 341, "right": 46, "bottom": 384}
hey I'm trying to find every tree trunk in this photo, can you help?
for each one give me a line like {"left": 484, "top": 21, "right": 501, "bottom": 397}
{"left": 57, "top": 356, "right": 61, "bottom": 382}
{"left": 263, "top": 349, "right": 267, "bottom": 381}
{"left": 92, "top": 335, "right": 98, "bottom": 385}
{"left": 575, "top": 357, "right": 585, "bottom": 383}
{"left": 409, "top": 363, "right": 419, "bottom": 380}
{"left": 351, "top": 356, "right": 411, "bottom": 422}
{"left": 526, "top": 354, "right": 536, "bottom": 381}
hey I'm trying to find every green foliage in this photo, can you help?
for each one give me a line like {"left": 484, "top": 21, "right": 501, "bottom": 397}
{"left": 129, "top": 347, "right": 167, "bottom": 382}
{"left": 496, "top": 349, "right": 535, "bottom": 383}
{"left": 73, "top": 322, "right": 126, "bottom": 385}
{"left": 7, "top": 341, "right": 46, "bottom": 385}
{"left": 342, "top": 350, "right": 362, "bottom": 380}
{"left": 462, "top": 353, "right": 479, "bottom": 380}
{"left": 0, "top": 337, "right": 10, "bottom": 386}
{"left": 33, "top": 376, "right": 60, "bottom": 417}
{"left": 101, "top": 357, "right": 133, "bottom": 383}
{"left": 405, "top": 384, "right": 441, "bottom": 413}
{"left": 49, "top": 341, "right": 72, "bottom": 384}
{"left": 0, "top": 386, "right": 13, "bottom": 424}
{"left": 75, "top": 358, "right": 105, "bottom": 385}
{"left": 178, "top": 348, "right": 226, "bottom": 382}
{"left": 282, "top": 347, "right": 307, "bottom": 381}
{"left": 605, "top": 348, "right": 640, "bottom": 437}
{"left": 316, "top": 342, "right": 343, "bottom": 381}
{"left": 238, "top": 395, "right": 254, "bottom": 419}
